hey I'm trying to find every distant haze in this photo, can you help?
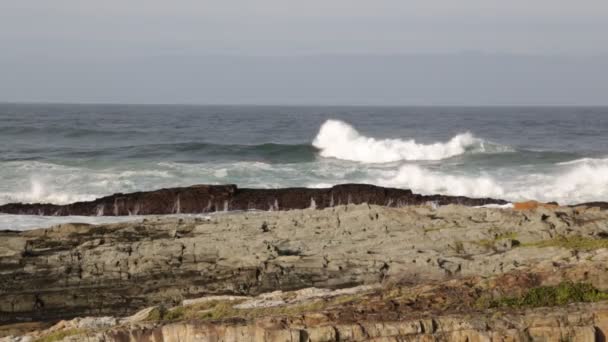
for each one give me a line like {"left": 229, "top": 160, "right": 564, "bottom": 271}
{"left": 2, "top": 0, "right": 608, "bottom": 105}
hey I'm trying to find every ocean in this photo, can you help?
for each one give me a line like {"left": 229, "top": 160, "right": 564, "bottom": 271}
{"left": 1, "top": 103, "right": 607, "bottom": 230}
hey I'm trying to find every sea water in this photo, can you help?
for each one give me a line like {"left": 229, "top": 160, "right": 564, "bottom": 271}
{"left": 1, "top": 103, "right": 607, "bottom": 229}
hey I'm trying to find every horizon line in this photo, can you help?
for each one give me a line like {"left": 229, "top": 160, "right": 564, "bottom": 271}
{"left": 2, "top": 101, "right": 608, "bottom": 108}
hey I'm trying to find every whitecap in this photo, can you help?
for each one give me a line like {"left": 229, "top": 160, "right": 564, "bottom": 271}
{"left": 312, "top": 119, "right": 487, "bottom": 163}
{"left": 375, "top": 158, "right": 608, "bottom": 205}
{"left": 513, "top": 158, "right": 608, "bottom": 204}
{"left": 214, "top": 169, "right": 228, "bottom": 178}
{"left": 379, "top": 164, "right": 506, "bottom": 199}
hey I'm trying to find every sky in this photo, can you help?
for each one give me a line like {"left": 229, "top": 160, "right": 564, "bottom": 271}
{"left": 1, "top": 0, "right": 608, "bottom": 105}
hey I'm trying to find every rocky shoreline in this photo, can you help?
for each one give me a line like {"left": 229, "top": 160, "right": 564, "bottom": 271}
{"left": 2, "top": 197, "right": 608, "bottom": 341}
{"left": 0, "top": 184, "right": 509, "bottom": 216}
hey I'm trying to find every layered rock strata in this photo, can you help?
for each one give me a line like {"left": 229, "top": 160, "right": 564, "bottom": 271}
{"left": 6, "top": 263, "right": 608, "bottom": 341}
{"left": 2, "top": 203, "right": 608, "bottom": 330}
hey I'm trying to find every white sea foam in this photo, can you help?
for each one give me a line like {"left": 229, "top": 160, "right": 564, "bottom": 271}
{"left": 378, "top": 158, "right": 608, "bottom": 205}
{"left": 380, "top": 165, "right": 506, "bottom": 199}
{"left": 0, "top": 212, "right": 229, "bottom": 231}
{"left": 512, "top": 158, "right": 608, "bottom": 204}
{"left": 0, "top": 161, "right": 298, "bottom": 207}
{"left": 114, "top": 170, "right": 172, "bottom": 178}
{"left": 0, "top": 177, "right": 97, "bottom": 205}
{"left": 556, "top": 157, "right": 608, "bottom": 166}
{"left": 307, "top": 183, "right": 335, "bottom": 189}
{"left": 0, "top": 214, "right": 144, "bottom": 231}
{"left": 312, "top": 119, "right": 483, "bottom": 163}
{"left": 2, "top": 154, "right": 608, "bottom": 226}
{"left": 214, "top": 169, "right": 228, "bottom": 178}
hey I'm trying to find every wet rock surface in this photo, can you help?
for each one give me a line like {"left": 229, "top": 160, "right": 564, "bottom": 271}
{"left": 0, "top": 184, "right": 509, "bottom": 216}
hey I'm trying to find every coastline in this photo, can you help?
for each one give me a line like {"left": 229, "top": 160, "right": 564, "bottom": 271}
{"left": 0, "top": 183, "right": 511, "bottom": 217}
{"left": 2, "top": 200, "right": 608, "bottom": 340}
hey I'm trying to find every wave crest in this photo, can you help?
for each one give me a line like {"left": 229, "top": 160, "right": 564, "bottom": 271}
{"left": 312, "top": 119, "right": 483, "bottom": 163}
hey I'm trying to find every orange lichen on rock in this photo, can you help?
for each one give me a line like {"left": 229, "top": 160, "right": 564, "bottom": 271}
{"left": 513, "top": 201, "right": 559, "bottom": 211}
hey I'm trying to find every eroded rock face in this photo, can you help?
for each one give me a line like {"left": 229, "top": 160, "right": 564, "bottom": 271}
{"left": 98, "top": 303, "right": 608, "bottom": 342}
{"left": 0, "top": 184, "right": 508, "bottom": 216}
{"left": 1, "top": 204, "right": 608, "bottom": 326}
{"left": 8, "top": 279, "right": 608, "bottom": 342}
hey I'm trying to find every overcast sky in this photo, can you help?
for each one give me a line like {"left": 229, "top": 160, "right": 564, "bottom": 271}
{"left": 1, "top": 0, "right": 608, "bottom": 105}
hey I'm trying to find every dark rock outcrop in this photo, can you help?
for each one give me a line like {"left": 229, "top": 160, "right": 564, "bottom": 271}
{"left": 571, "top": 201, "right": 608, "bottom": 210}
{"left": 0, "top": 184, "right": 507, "bottom": 216}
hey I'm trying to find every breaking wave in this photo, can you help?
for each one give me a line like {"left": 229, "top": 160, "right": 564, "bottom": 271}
{"left": 379, "top": 165, "right": 506, "bottom": 199}
{"left": 312, "top": 119, "right": 507, "bottom": 163}
{"left": 379, "top": 158, "right": 608, "bottom": 204}
{"left": 513, "top": 157, "right": 608, "bottom": 204}
{"left": 0, "top": 177, "right": 97, "bottom": 205}
{"left": 1, "top": 154, "right": 607, "bottom": 216}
